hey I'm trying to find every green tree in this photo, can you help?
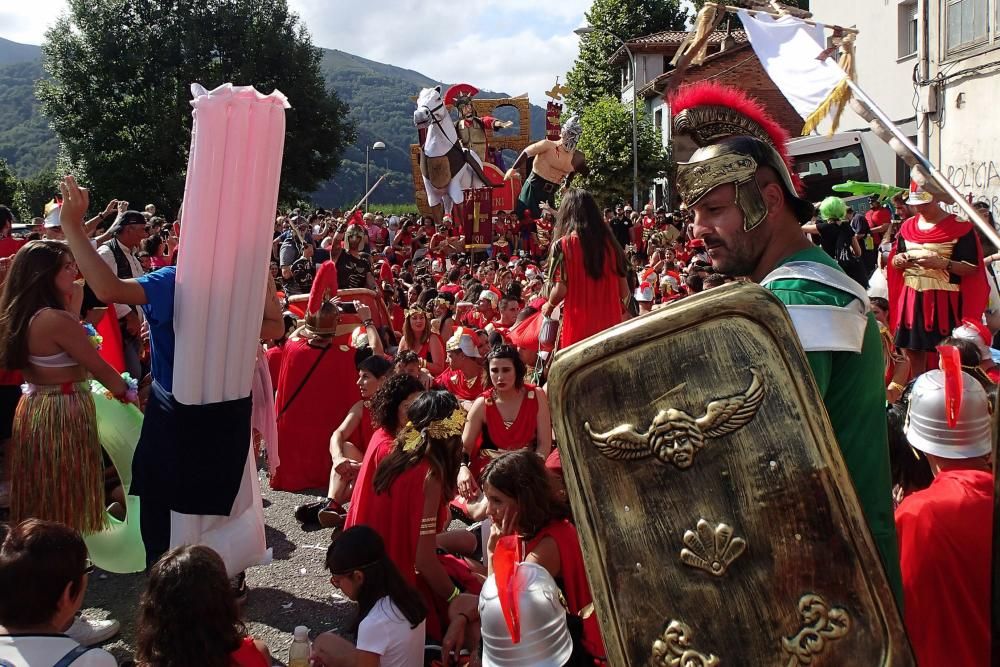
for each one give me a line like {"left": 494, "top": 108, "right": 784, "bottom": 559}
{"left": 0, "top": 160, "right": 17, "bottom": 209}
{"left": 13, "top": 168, "right": 59, "bottom": 223}
{"left": 37, "top": 0, "right": 355, "bottom": 215}
{"left": 565, "top": 0, "right": 690, "bottom": 111}
{"left": 577, "top": 96, "right": 670, "bottom": 207}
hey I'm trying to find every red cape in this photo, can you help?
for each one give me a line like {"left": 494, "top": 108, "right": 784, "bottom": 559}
{"left": 887, "top": 214, "right": 989, "bottom": 335}
{"left": 559, "top": 234, "right": 623, "bottom": 347}
{"left": 95, "top": 307, "right": 125, "bottom": 373}
{"left": 895, "top": 470, "right": 992, "bottom": 666}
{"left": 526, "top": 520, "right": 605, "bottom": 660}
{"left": 271, "top": 337, "right": 360, "bottom": 491}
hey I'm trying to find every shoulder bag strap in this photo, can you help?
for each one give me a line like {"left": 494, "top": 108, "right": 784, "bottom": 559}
{"left": 278, "top": 344, "right": 331, "bottom": 419}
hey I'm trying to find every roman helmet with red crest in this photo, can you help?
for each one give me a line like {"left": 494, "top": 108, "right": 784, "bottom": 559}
{"left": 671, "top": 82, "right": 814, "bottom": 231}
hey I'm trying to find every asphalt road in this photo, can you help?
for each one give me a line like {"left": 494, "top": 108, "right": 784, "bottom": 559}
{"left": 82, "top": 469, "right": 355, "bottom": 666}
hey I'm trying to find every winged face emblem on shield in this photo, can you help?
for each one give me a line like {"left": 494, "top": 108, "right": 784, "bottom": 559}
{"left": 584, "top": 368, "right": 764, "bottom": 469}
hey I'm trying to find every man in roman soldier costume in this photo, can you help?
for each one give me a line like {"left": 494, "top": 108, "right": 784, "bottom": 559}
{"left": 271, "top": 277, "right": 361, "bottom": 493}
{"left": 668, "top": 82, "right": 901, "bottom": 600}
{"left": 445, "top": 83, "right": 513, "bottom": 170}
{"left": 887, "top": 180, "right": 988, "bottom": 376}
{"left": 505, "top": 114, "right": 588, "bottom": 222}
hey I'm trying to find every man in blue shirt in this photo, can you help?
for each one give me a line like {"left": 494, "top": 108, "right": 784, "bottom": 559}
{"left": 59, "top": 176, "right": 284, "bottom": 576}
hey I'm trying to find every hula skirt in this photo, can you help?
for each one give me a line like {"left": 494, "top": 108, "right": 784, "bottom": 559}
{"left": 10, "top": 381, "right": 107, "bottom": 533}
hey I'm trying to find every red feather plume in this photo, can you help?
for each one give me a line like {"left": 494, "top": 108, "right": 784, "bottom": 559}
{"left": 493, "top": 535, "right": 522, "bottom": 644}
{"left": 668, "top": 82, "right": 801, "bottom": 192}
{"left": 936, "top": 345, "right": 964, "bottom": 428}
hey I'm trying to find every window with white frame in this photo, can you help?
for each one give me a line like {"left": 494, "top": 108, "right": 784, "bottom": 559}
{"left": 946, "top": 0, "right": 990, "bottom": 53}
{"left": 898, "top": 1, "right": 918, "bottom": 58}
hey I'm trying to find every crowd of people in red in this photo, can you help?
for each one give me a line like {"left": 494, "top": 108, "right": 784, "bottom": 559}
{"left": 0, "top": 160, "right": 997, "bottom": 665}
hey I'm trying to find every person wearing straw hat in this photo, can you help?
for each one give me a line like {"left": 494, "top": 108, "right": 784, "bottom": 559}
{"left": 895, "top": 346, "right": 993, "bottom": 667}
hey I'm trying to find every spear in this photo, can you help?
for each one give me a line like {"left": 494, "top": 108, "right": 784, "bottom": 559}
{"left": 344, "top": 174, "right": 387, "bottom": 221}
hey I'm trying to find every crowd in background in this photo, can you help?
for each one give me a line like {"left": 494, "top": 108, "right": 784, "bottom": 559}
{"left": 0, "top": 179, "right": 997, "bottom": 666}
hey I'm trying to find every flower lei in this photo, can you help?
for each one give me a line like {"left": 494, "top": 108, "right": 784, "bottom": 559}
{"left": 400, "top": 408, "right": 467, "bottom": 452}
{"left": 82, "top": 323, "right": 103, "bottom": 351}
{"left": 91, "top": 372, "right": 139, "bottom": 404}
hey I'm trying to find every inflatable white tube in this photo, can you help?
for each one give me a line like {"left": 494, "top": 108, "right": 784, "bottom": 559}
{"left": 173, "top": 83, "right": 289, "bottom": 405}
{"left": 224, "top": 101, "right": 285, "bottom": 399}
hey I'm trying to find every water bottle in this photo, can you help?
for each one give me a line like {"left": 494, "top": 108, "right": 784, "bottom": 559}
{"left": 288, "top": 625, "right": 310, "bottom": 667}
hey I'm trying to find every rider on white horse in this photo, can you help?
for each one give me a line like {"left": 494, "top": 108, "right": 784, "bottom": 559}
{"left": 414, "top": 86, "right": 496, "bottom": 217}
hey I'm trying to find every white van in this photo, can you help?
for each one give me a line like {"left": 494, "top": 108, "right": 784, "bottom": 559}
{"left": 786, "top": 131, "right": 901, "bottom": 209}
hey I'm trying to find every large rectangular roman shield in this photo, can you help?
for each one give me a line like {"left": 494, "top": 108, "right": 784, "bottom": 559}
{"left": 547, "top": 282, "right": 913, "bottom": 666}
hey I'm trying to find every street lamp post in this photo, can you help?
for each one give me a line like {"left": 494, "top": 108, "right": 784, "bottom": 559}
{"left": 366, "top": 140, "right": 386, "bottom": 212}
{"left": 575, "top": 25, "right": 639, "bottom": 210}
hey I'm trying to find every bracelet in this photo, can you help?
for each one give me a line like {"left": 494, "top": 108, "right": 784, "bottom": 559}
{"left": 362, "top": 318, "right": 374, "bottom": 328}
{"left": 888, "top": 381, "right": 906, "bottom": 393}
{"left": 447, "top": 586, "right": 461, "bottom": 603}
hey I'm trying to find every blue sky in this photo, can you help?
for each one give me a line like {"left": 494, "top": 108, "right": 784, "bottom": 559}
{"left": 0, "top": 0, "right": 597, "bottom": 104}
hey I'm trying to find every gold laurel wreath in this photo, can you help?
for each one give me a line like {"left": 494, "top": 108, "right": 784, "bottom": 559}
{"left": 400, "top": 408, "right": 468, "bottom": 452}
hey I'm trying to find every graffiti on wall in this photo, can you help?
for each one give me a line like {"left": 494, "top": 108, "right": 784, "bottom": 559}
{"left": 945, "top": 160, "right": 1000, "bottom": 219}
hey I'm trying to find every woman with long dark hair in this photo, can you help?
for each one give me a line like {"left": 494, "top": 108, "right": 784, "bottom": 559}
{"left": 311, "top": 526, "right": 426, "bottom": 666}
{"left": 346, "top": 390, "right": 470, "bottom": 642}
{"left": 134, "top": 545, "right": 270, "bottom": 667}
{"left": 396, "top": 304, "right": 445, "bottom": 375}
{"left": 542, "top": 188, "right": 629, "bottom": 348}
{"left": 345, "top": 372, "right": 427, "bottom": 528}
{"left": 482, "top": 449, "right": 605, "bottom": 663}
{"left": 0, "top": 240, "right": 129, "bottom": 533}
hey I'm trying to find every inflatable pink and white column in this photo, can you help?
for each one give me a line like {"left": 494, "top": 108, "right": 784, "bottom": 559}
{"left": 169, "top": 83, "right": 289, "bottom": 575}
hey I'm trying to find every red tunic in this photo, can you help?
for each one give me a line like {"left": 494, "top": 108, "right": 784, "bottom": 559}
{"left": 526, "top": 520, "right": 605, "bottom": 660}
{"left": 435, "top": 368, "right": 487, "bottom": 402}
{"left": 887, "top": 215, "right": 989, "bottom": 339}
{"left": 483, "top": 385, "right": 539, "bottom": 451}
{"left": 348, "top": 402, "right": 376, "bottom": 454}
{"left": 264, "top": 345, "right": 283, "bottom": 391}
{"left": 895, "top": 469, "right": 992, "bottom": 666}
{"left": 271, "top": 338, "right": 360, "bottom": 492}
{"left": 555, "top": 234, "right": 623, "bottom": 348}
{"left": 230, "top": 637, "right": 269, "bottom": 667}
{"left": 345, "top": 428, "right": 450, "bottom": 581}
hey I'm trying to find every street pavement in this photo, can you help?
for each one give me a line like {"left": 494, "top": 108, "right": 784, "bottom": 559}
{"left": 82, "top": 469, "right": 355, "bottom": 666}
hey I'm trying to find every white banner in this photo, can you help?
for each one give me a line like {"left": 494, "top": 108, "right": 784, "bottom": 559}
{"left": 737, "top": 9, "right": 847, "bottom": 134}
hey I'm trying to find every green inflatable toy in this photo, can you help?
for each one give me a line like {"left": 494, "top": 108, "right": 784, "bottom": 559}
{"left": 83, "top": 383, "right": 146, "bottom": 573}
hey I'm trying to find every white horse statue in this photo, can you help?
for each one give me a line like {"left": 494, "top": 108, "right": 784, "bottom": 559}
{"left": 413, "top": 86, "right": 495, "bottom": 216}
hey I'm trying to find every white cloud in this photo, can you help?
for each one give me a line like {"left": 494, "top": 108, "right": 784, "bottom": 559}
{"left": 0, "top": 0, "right": 590, "bottom": 105}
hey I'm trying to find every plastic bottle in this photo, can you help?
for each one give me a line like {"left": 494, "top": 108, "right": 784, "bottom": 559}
{"left": 288, "top": 625, "right": 310, "bottom": 667}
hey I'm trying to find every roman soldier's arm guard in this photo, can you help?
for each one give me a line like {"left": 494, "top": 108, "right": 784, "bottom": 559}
{"left": 547, "top": 282, "right": 912, "bottom": 666}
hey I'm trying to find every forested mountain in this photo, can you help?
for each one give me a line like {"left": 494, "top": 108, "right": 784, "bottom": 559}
{"left": 0, "top": 37, "right": 546, "bottom": 207}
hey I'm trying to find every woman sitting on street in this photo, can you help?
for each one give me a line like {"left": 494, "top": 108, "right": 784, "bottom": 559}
{"left": 396, "top": 304, "right": 445, "bottom": 375}
{"left": 134, "top": 545, "right": 270, "bottom": 667}
{"left": 311, "top": 526, "right": 426, "bottom": 667}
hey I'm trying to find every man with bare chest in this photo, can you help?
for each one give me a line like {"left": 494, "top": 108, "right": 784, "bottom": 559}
{"left": 504, "top": 115, "right": 588, "bottom": 220}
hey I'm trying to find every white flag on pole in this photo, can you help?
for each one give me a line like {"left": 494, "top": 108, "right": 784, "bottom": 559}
{"left": 737, "top": 9, "right": 851, "bottom": 135}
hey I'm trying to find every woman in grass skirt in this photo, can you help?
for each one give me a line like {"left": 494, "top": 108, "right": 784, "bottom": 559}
{"left": 0, "top": 239, "right": 132, "bottom": 533}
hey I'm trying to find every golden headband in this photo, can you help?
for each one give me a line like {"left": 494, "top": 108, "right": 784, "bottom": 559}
{"left": 400, "top": 408, "right": 468, "bottom": 452}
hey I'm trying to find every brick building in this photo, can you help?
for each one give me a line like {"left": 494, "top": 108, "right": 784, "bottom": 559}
{"left": 610, "top": 27, "right": 803, "bottom": 207}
